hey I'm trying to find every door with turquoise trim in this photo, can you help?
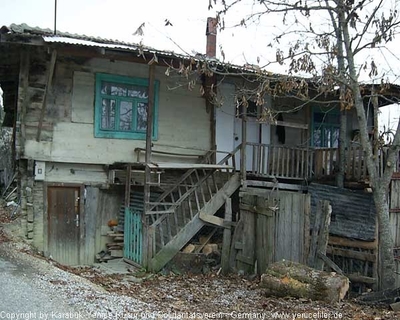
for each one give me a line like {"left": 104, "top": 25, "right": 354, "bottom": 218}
{"left": 124, "top": 207, "right": 143, "bottom": 265}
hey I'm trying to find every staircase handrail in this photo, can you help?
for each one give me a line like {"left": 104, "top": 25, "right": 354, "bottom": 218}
{"left": 146, "top": 144, "right": 241, "bottom": 214}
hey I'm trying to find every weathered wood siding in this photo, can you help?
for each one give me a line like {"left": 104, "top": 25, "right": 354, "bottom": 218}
{"left": 21, "top": 49, "right": 211, "bottom": 164}
{"left": 233, "top": 188, "right": 310, "bottom": 274}
{"left": 390, "top": 179, "right": 400, "bottom": 287}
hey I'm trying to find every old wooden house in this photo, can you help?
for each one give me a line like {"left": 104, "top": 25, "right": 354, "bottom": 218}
{"left": 1, "top": 19, "right": 400, "bottom": 291}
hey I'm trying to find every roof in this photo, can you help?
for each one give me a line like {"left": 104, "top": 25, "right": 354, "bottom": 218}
{"left": 0, "top": 23, "right": 193, "bottom": 62}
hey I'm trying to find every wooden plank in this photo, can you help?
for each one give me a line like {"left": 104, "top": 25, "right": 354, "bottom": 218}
{"left": 221, "top": 198, "right": 232, "bottom": 274}
{"left": 252, "top": 144, "right": 256, "bottom": 174}
{"left": 277, "top": 147, "right": 281, "bottom": 176}
{"left": 303, "top": 194, "right": 311, "bottom": 265}
{"left": 308, "top": 200, "right": 322, "bottom": 268}
{"left": 317, "top": 252, "right": 344, "bottom": 275}
{"left": 347, "top": 274, "right": 376, "bottom": 284}
{"left": 241, "top": 114, "right": 247, "bottom": 182}
{"left": 199, "top": 211, "right": 224, "bottom": 226}
{"left": 245, "top": 180, "right": 305, "bottom": 191}
{"left": 37, "top": 49, "right": 57, "bottom": 142}
{"left": 271, "top": 145, "right": 276, "bottom": 176}
{"left": 18, "top": 49, "right": 30, "bottom": 154}
{"left": 315, "top": 200, "right": 331, "bottom": 270}
{"left": 230, "top": 219, "right": 244, "bottom": 270}
{"left": 326, "top": 247, "right": 376, "bottom": 262}
{"left": 258, "top": 196, "right": 275, "bottom": 273}
{"left": 273, "top": 121, "right": 308, "bottom": 129}
{"left": 239, "top": 203, "right": 274, "bottom": 217}
{"left": 328, "top": 236, "right": 378, "bottom": 250}
{"left": 146, "top": 163, "right": 233, "bottom": 170}
{"left": 236, "top": 209, "right": 255, "bottom": 273}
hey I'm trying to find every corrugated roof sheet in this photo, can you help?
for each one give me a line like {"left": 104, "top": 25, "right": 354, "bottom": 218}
{"left": 3, "top": 23, "right": 207, "bottom": 62}
{"left": 308, "top": 183, "right": 376, "bottom": 241}
{"left": 2, "top": 23, "right": 268, "bottom": 74}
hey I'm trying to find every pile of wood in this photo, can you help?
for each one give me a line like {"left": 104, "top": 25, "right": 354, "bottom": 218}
{"left": 96, "top": 230, "right": 124, "bottom": 262}
{"left": 260, "top": 260, "right": 349, "bottom": 303}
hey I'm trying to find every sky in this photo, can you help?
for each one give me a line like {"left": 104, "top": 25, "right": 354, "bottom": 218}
{"left": 1, "top": 0, "right": 400, "bottom": 131}
{"left": 1, "top": 0, "right": 272, "bottom": 66}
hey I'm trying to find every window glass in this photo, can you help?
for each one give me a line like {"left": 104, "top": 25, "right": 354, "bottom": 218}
{"left": 313, "top": 109, "right": 340, "bottom": 147}
{"left": 101, "top": 99, "right": 116, "bottom": 130}
{"left": 128, "top": 86, "right": 148, "bottom": 99}
{"left": 137, "top": 102, "right": 148, "bottom": 131}
{"left": 95, "top": 74, "right": 158, "bottom": 139}
{"left": 120, "top": 101, "right": 133, "bottom": 131}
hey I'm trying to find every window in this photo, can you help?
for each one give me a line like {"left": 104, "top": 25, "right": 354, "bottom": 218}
{"left": 94, "top": 73, "right": 158, "bottom": 139}
{"left": 312, "top": 108, "right": 339, "bottom": 148}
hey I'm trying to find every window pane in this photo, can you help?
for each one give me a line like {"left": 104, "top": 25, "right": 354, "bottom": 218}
{"left": 137, "top": 102, "right": 148, "bottom": 131}
{"left": 313, "top": 128, "right": 322, "bottom": 147}
{"left": 101, "top": 81, "right": 109, "bottom": 95}
{"left": 101, "top": 99, "right": 116, "bottom": 129}
{"left": 332, "top": 127, "right": 339, "bottom": 148}
{"left": 313, "top": 113, "right": 325, "bottom": 123}
{"left": 128, "top": 85, "right": 148, "bottom": 99}
{"left": 109, "top": 83, "right": 127, "bottom": 97}
{"left": 324, "top": 128, "right": 331, "bottom": 147}
{"left": 326, "top": 113, "right": 340, "bottom": 124}
{"left": 120, "top": 101, "right": 133, "bottom": 131}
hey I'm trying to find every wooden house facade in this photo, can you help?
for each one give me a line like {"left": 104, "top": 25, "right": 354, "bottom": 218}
{"left": 1, "top": 21, "right": 400, "bottom": 290}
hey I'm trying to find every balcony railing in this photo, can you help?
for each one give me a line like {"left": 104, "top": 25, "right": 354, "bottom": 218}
{"left": 245, "top": 142, "right": 398, "bottom": 181}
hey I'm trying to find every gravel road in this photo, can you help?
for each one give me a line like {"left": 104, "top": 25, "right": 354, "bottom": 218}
{"left": 0, "top": 248, "right": 83, "bottom": 318}
{"left": 0, "top": 238, "right": 153, "bottom": 320}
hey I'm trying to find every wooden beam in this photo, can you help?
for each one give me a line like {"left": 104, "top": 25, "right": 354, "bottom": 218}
{"left": 199, "top": 211, "right": 224, "bottom": 226}
{"left": 326, "top": 246, "right": 376, "bottom": 262}
{"left": 315, "top": 200, "right": 331, "bottom": 270}
{"left": 273, "top": 121, "right": 308, "bottom": 130}
{"left": 317, "top": 251, "right": 344, "bottom": 275}
{"left": 241, "top": 113, "right": 247, "bottom": 184}
{"left": 239, "top": 203, "right": 274, "bottom": 217}
{"left": 328, "top": 236, "right": 378, "bottom": 250}
{"left": 36, "top": 49, "right": 57, "bottom": 142}
{"left": 221, "top": 198, "right": 232, "bottom": 275}
{"left": 145, "top": 64, "right": 155, "bottom": 164}
{"left": 17, "top": 48, "right": 30, "bottom": 157}
{"left": 347, "top": 274, "right": 376, "bottom": 284}
{"left": 245, "top": 180, "right": 304, "bottom": 191}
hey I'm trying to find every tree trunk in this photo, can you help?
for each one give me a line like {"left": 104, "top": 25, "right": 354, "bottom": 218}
{"left": 260, "top": 260, "right": 349, "bottom": 303}
{"left": 374, "top": 187, "right": 396, "bottom": 290}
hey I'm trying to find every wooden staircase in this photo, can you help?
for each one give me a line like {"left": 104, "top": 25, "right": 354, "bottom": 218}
{"left": 144, "top": 146, "right": 241, "bottom": 272}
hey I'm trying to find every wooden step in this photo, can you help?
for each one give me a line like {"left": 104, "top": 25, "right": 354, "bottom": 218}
{"left": 148, "top": 173, "right": 240, "bottom": 272}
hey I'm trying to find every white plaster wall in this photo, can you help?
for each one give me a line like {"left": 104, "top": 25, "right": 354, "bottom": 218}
{"left": 24, "top": 58, "right": 211, "bottom": 165}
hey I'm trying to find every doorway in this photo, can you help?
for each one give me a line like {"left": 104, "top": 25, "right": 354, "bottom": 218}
{"left": 47, "top": 186, "right": 81, "bottom": 265}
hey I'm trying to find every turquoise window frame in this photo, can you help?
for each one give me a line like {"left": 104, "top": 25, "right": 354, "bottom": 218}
{"left": 94, "top": 73, "right": 159, "bottom": 140}
{"left": 311, "top": 107, "right": 340, "bottom": 148}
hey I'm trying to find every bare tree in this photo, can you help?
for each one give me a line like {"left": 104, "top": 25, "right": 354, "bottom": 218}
{"left": 208, "top": 0, "right": 400, "bottom": 289}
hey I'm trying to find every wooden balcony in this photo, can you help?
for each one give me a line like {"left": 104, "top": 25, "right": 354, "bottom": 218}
{"left": 245, "top": 142, "right": 398, "bottom": 182}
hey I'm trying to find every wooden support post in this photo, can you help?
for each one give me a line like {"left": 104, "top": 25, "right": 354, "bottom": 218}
{"left": 124, "top": 164, "right": 132, "bottom": 209}
{"left": 18, "top": 49, "right": 30, "bottom": 157}
{"left": 241, "top": 111, "right": 247, "bottom": 185}
{"left": 145, "top": 64, "right": 155, "bottom": 164}
{"left": 37, "top": 49, "right": 57, "bottom": 142}
{"left": 308, "top": 200, "right": 331, "bottom": 269}
{"left": 143, "top": 64, "right": 155, "bottom": 269}
{"left": 315, "top": 200, "right": 332, "bottom": 270}
{"left": 221, "top": 198, "right": 232, "bottom": 274}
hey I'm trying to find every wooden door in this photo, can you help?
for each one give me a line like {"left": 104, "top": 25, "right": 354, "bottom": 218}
{"left": 48, "top": 186, "right": 81, "bottom": 265}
